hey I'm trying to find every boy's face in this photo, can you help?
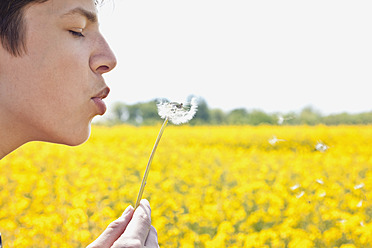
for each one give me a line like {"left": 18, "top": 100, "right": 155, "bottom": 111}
{"left": 0, "top": 0, "right": 116, "bottom": 145}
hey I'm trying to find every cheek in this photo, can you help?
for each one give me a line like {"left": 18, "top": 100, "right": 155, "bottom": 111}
{"left": 5, "top": 48, "right": 92, "bottom": 135}
{"left": 26, "top": 50, "right": 90, "bottom": 108}
{"left": 25, "top": 29, "right": 91, "bottom": 102}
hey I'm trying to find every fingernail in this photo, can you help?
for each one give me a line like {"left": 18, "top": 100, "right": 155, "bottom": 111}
{"left": 122, "top": 205, "right": 133, "bottom": 216}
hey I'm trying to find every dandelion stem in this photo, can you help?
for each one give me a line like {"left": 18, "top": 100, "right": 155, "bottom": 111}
{"left": 135, "top": 117, "right": 169, "bottom": 210}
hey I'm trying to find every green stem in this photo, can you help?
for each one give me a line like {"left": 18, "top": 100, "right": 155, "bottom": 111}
{"left": 135, "top": 117, "right": 169, "bottom": 210}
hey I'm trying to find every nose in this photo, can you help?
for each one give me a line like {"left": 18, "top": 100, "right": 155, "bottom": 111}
{"left": 90, "top": 34, "right": 117, "bottom": 75}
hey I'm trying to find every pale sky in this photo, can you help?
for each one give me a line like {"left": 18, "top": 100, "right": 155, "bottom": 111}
{"left": 97, "top": 0, "right": 372, "bottom": 115}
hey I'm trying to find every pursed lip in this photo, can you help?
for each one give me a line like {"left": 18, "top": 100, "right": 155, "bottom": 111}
{"left": 91, "top": 86, "right": 110, "bottom": 115}
{"left": 92, "top": 86, "right": 110, "bottom": 100}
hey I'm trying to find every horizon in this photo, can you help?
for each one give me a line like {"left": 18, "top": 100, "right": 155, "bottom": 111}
{"left": 105, "top": 97, "right": 372, "bottom": 115}
{"left": 94, "top": 96, "right": 372, "bottom": 124}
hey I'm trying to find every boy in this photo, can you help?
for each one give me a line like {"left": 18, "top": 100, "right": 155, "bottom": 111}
{"left": 0, "top": 0, "right": 159, "bottom": 247}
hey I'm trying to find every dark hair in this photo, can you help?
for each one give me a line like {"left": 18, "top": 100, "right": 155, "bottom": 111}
{"left": 0, "top": 0, "right": 103, "bottom": 57}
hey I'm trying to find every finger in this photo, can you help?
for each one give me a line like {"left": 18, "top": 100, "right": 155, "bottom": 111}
{"left": 87, "top": 205, "right": 134, "bottom": 248}
{"left": 112, "top": 199, "right": 152, "bottom": 247}
{"left": 144, "top": 226, "right": 159, "bottom": 248}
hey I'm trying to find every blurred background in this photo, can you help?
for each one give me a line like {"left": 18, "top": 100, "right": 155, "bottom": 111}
{"left": 95, "top": 0, "right": 372, "bottom": 125}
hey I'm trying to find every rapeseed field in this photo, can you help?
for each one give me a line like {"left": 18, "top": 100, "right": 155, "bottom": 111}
{"left": 0, "top": 125, "right": 371, "bottom": 247}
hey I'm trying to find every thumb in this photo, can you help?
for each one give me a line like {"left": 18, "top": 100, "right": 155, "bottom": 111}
{"left": 87, "top": 205, "right": 134, "bottom": 248}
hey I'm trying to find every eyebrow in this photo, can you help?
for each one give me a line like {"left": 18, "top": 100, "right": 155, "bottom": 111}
{"left": 61, "top": 7, "right": 98, "bottom": 23}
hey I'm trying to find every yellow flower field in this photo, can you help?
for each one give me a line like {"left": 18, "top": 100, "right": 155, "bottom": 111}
{"left": 0, "top": 125, "right": 371, "bottom": 247}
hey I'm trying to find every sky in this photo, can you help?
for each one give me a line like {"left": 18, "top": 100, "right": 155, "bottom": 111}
{"left": 97, "top": 0, "right": 372, "bottom": 116}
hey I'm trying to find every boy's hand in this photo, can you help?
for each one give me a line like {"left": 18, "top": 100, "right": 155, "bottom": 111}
{"left": 87, "top": 199, "right": 159, "bottom": 248}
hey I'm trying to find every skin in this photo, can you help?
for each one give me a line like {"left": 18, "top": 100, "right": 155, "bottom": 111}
{"left": 0, "top": 0, "right": 159, "bottom": 246}
{"left": 0, "top": 0, "right": 116, "bottom": 158}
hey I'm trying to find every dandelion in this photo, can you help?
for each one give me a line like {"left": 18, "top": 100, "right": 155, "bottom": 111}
{"left": 290, "top": 183, "right": 300, "bottom": 191}
{"left": 134, "top": 98, "right": 198, "bottom": 209}
{"left": 157, "top": 98, "right": 198, "bottom": 125}
{"left": 268, "top": 136, "right": 286, "bottom": 146}
{"left": 315, "top": 141, "right": 329, "bottom": 152}
{"left": 354, "top": 183, "right": 365, "bottom": 190}
{"left": 357, "top": 200, "right": 363, "bottom": 208}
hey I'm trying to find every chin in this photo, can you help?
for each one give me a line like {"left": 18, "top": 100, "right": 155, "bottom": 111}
{"left": 63, "top": 136, "right": 89, "bottom": 146}
{"left": 42, "top": 124, "right": 92, "bottom": 147}
{"left": 64, "top": 127, "right": 91, "bottom": 146}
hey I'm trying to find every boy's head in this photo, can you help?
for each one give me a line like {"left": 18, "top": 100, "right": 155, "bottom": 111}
{"left": 0, "top": 0, "right": 116, "bottom": 146}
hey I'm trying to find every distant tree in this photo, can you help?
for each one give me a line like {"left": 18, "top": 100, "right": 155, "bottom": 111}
{"left": 299, "top": 106, "right": 322, "bottom": 125}
{"left": 135, "top": 100, "right": 161, "bottom": 125}
{"left": 112, "top": 102, "right": 129, "bottom": 123}
{"left": 190, "top": 97, "right": 210, "bottom": 124}
{"left": 227, "top": 108, "right": 249, "bottom": 125}
{"left": 210, "top": 109, "right": 227, "bottom": 125}
{"left": 126, "top": 100, "right": 163, "bottom": 125}
{"left": 284, "top": 112, "right": 300, "bottom": 125}
{"left": 105, "top": 99, "right": 372, "bottom": 126}
{"left": 322, "top": 112, "right": 354, "bottom": 125}
{"left": 248, "top": 110, "right": 276, "bottom": 125}
{"left": 122, "top": 104, "right": 141, "bottom": 125}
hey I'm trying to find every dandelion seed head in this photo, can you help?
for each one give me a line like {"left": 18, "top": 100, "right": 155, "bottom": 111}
{"left": 157, "top": 97, "right": 198, "bottom": 125}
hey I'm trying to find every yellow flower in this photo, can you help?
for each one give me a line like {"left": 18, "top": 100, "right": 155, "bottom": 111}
{"left": 1, "top": 125, "right": 372, "bottom": 247}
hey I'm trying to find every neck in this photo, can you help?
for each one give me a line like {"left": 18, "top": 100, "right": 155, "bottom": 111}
{"left": 0, "top": 113, "right": 31, "bottom": 160}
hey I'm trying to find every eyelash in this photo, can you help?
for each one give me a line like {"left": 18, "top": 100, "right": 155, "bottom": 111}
{"left": 69, "top": 30, "right": 85, "bottom": 38}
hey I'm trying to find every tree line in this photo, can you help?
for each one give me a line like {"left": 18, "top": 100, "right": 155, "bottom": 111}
{"left": 99, "top": 97, "right": 372, "bottom": 126}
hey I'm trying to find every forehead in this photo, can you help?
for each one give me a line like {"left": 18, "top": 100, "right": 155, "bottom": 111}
{"left": 28, "top": 0, "right": 97, "bottom": 20}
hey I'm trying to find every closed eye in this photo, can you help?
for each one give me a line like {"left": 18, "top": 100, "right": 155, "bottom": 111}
{"left": 69, "top": 30, "right": 85, "bottom": 38}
